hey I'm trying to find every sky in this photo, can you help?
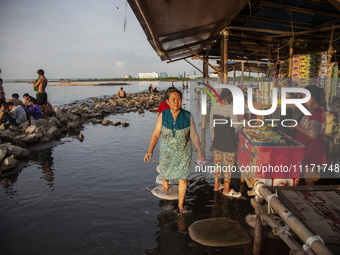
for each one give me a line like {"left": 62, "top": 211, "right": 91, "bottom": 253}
{"left": 0, "top": 0, "right": 203, "bottom": 79}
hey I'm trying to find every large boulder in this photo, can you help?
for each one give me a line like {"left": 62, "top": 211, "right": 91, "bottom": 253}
{"left": 5, "top": 144, "right": 30, "bottom": 159}
{"left": 188, "top": 218, "right": 251, "bottom": 247}
{"left": 67, "top": 121, "right": 81, "bottom": 130}
{"left": 0, "top": 156, "right": 19, "bottom": 173}
{"left": 0, "top": 146, "right": 7, "bottom": 162}
{"left": 47, "top": 126, "right": 60, "bottom": 137}
{"left": 22, "top": 134, "right": 39, "bottom": 144}
{"left": 102, "top": 120, "right": 113, "bottom": 126}
{"left": 0, "top": 130, "right": 15, "bottom": 143}
{"left": 25, "top": 125, "right": 37, "bottom": 134}
{"left": 151, "top": 185, "right": 179, "bottom": 200}
{"left": 34, "top": 126, "right": 46, "bottom": 139}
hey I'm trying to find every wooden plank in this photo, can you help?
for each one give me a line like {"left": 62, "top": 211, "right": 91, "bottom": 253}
{"left": 261, "top": 1, "right": 340, "bottom": 18}
{"left": 268, "top": 185, "right": 340, "bottom": 192}
{"left": 327, "top": 0, "right": 340, "bottom": 12}
{"left": 227, "top": 26, "right": 291, "bottom": 35}
{"left": 279, "top": 190, "right": 340, "bottom": 244}
{"left": 160, "top": 22, "right": 219, "bottom": 44}
{"left": 133, "top": 0, "right": 170, "bottom": 60}
{"left": 235, "top": 15, "right": 310, "bottom": 30}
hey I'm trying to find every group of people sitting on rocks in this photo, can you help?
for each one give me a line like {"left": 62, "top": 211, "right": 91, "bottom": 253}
{"left": 0, "top": 94, "right": 46, "bottom": 126}
{"left": 148, "top": 84, "right": 160, "bottom": 94}
{"left": 0, "top": 69, "right": 55, "bottom": 127}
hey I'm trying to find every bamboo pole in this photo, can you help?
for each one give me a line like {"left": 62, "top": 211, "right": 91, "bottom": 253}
{"left": 256, "top": 183, "right": 333, "bottom": 255}
{"left": 253, "top": 213, "right": 263, "bottom": 255}
{"left": 267, "top": 42, "right": 271, "bottom": 77}
{"left": 289, "top": 37, "right": 294, "bottom": 79}
{"left": 234, "top": 67, "right": 236, "bottom": 85}
{"left": 188, "top": 48, "right": 221, "bottom": 74}
{"left": 184, "top": 59, "right": 203, "bottom": 74}
{"left": 222, "top": 30, "right": 229, "bottom": 84}
{"left": 241, "top": 62, "right": 244, "bottom": 86}
{"left": 201, "top": 55, "right": 209, "bottom": 156}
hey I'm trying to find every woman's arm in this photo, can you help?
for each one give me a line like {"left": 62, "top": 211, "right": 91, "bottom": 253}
{"left": 144, "top": 113, "right": 162, "bottom": 162}
{"left": 294, "top": 124, "right": 318, "bottom": 140}
{"left": 190, "top": 115, "right": 204, "bottom": 160}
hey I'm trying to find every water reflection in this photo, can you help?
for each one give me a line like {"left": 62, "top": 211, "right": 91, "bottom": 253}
{"left": 31, "top": 147, "right": 55, "bottom": 189}
{"left": 0, "top": 174, "right": 18, "bottom": 198}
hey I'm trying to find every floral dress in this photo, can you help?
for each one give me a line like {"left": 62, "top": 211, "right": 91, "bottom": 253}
{"left": 159, "top": 108, "right": 191, "bottom": 180}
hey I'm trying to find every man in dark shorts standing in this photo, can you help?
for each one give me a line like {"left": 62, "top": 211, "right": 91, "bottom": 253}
{"left": 33, "top": 69, "right": 48, "bottom": 106}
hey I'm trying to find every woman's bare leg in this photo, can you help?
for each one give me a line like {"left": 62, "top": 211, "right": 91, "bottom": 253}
{"left": 162, "top": 176, "right": 169, "bottom": 191}
{"left": 178, "top": 179, "right": 187, "bottom": 212}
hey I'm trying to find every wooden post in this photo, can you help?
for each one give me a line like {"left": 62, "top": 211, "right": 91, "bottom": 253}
{"left": 234, "top": 67, "right": 236, "bottom": 85}
{"left": 222, "top": 30, "right": 229, "bottom": 84}
{"left": 201, "top": 54, "right": 209, "bottom": 156}
{"left": 267, "top": 42, "right": 271, "bottom": 78}
{"left": 253, "top": 214, "right": 263, "bottom": 255}
{"left": 328, "top": 25, "right": 334, "bottom": 64}
{"left": 289, "top": 37, "right": 294, "bottom": 79}
{"left": 241, "top": 62, "right": 244, "bottom": 86}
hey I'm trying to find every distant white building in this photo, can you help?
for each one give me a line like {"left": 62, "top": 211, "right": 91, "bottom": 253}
{"left": 138, "top": 71, "right": 159, "bottom": 79}
{"left": 125, "top": 75, "right": 132, "bottom": 79}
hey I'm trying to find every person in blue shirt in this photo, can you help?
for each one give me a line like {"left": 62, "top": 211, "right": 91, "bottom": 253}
{"left": 24, "top": 97, "right": 43, "bottom": 122}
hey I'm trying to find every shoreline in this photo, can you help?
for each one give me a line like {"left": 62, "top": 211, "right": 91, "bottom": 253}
{"left": 0, "top": 90, "right": 164, "bottom": 177}
{"left": 48, "top": 82, "right": 131, "bottom": 86}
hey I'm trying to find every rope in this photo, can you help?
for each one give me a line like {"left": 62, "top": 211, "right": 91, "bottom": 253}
{"left": 303, "top": 235, "right": 324, "bottom": 251}
{"left": 254, "top": 180, "right": 264, "bottom": 199}
{"left": 266, "top": 190, "right": 278, "bottom": 214}
{"left": 284, "top": 214, "right": 296, "bottom": 235}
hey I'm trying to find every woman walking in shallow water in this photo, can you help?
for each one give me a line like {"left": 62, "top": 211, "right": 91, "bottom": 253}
{"left": 144, "top": 87, "right": 204, "bottom": 213}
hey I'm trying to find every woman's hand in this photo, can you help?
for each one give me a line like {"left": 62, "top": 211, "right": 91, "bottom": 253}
{"left": 144, "top": 152, "right": 153, "bottom": 162}
{"left": 197, "top": 151, "right": 204, "bottom": 161}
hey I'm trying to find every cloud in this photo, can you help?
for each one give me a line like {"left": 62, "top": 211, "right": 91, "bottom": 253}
{"left": 115, "top": 61, "right": 125, "bottom": 68}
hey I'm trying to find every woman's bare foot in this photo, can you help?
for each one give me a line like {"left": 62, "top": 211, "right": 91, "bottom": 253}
{"left": 222, "top": 187, "right": 231, "bottom": 196}
{"left": 178, "top": 205, "right": 187, "bottom": 214}
{"left": 162, "top": 179, "right": 169, "bottom": 191}
{"left": 222, "top": 181, "right": 231, "bottom": 195}
{"left": 214, "top": 178, "right": 222, "bottom": 191}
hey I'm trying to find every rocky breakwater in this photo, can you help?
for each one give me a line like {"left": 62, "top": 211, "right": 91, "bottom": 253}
{"left": 0, "top": 91, "right": 163, "bottom": 176}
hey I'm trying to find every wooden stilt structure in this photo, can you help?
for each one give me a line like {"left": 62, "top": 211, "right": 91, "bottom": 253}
{"left": 241, "top": 62, "right": 244, "bottom": 86}
{"left": 289, "top": 37, "right": 294, "bottom": 80}
{"left": 252, "top": 182, "right": 334, "bottom": 255}
{"left": 328, "top": 25, "right": 335, "bottom": 64}
{"left": 221, "top": 30, "right": 229, "bottom": 84}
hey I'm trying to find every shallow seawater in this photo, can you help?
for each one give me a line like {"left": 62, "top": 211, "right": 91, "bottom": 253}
{"left": 0, "top": 82, "right": 291, "bottom": 254}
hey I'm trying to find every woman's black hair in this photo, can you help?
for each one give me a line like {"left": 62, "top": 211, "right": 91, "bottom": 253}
{"left": 219, "top": 88, "right": 233, "bottom": 104}
{"left": 304, "top": 85, "right": 326, "bottom": 109}
{"left": 165, "top": 87, "right": 182, "bottom": 101}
